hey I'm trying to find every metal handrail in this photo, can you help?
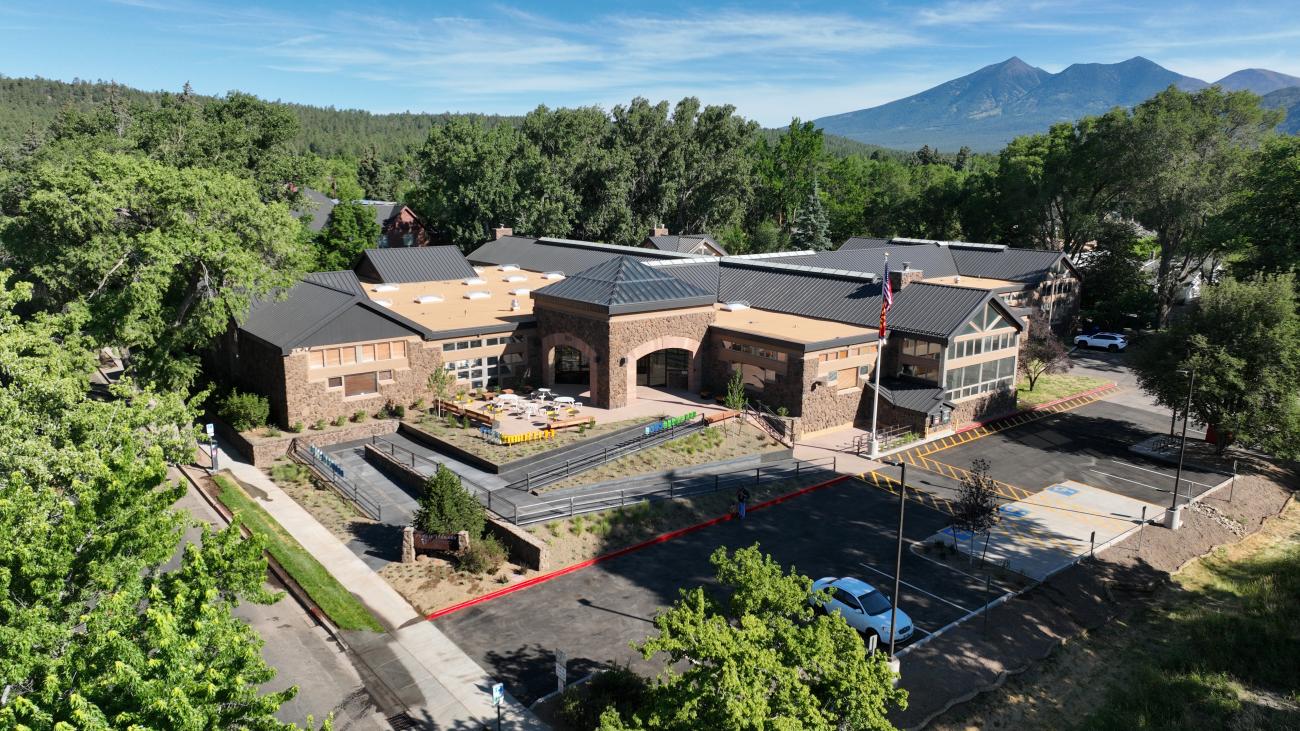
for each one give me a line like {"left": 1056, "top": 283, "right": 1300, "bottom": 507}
{"left": 291, "top": 440, "right": 384, "bottom": 521}
{"left": 510, "top": 455, "right": 837, "bottom": 525}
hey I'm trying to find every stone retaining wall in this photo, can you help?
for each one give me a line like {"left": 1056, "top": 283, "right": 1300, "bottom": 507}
{"left": 219, "top": 417, "right": 399, "bottom": 467}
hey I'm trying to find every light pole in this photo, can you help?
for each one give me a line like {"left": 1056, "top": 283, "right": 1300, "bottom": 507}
{"left": 1168, "top": 368, "right": 1195, "bottom": 519}
{"left": 1045, "top": 272, "right": 1059, "bottom": 330}
{"left": 884, "top": 459, "right": 907, "bottom": 659}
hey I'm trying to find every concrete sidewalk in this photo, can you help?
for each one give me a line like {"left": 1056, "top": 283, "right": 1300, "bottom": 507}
{"left": 217, "top": 439, "right": 546, "bottom": 731}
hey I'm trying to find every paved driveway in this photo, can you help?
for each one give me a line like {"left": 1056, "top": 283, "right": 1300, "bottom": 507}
{"left": 433, "top": 479, "right": 1004, "bottom": 705}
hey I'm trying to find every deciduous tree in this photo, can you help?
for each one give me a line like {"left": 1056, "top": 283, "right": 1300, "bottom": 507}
{"left": 1130, "top": 275, "right": 1300, "bottom": 456}
{"left": 598, "top": 545, "right": 906, "bottom": 730}
{"left": 1017, "top": 315, "right": 1071, "bottom": 391}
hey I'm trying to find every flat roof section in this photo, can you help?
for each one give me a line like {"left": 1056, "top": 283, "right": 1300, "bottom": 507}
{"left": 361, "top": 267, "right": 541, "bottom": 337}
{"left": 711, "top": 304, "right": 877, "bottom": 349}
{"left": 924, "top": 274, "right": 1019, "bottom": 290}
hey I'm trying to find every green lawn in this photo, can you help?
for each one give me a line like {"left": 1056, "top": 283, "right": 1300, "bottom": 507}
{"left": 1016, "top": 373, "right": 1112, "bottom": 409}
{"left": 212, "top": 473, "right": 384, "bottom": 632}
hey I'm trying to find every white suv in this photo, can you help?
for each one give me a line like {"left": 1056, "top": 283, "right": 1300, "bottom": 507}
{"left": 1074, "top": 332, "right": 1128, "bottom": 352}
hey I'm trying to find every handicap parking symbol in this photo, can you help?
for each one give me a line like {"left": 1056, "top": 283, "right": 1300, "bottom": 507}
{"left": 999, "top": 506, "right": 1029, "bottom": 517}
{"left": 941, "top": 526, "right": 974, "bottom": 541}
{"left": 1048, "top": 485, "right": 1079, "bottom": 497}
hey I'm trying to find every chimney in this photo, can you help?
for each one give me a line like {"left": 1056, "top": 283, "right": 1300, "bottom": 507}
{"left": 651, "top": 224, "right": 669, "bottom": 237}
{"left": 889, "top": 261, "right": 924, "bottom": 292}
{"left": 493, "top": 224, "right": 513, "bottom": 240}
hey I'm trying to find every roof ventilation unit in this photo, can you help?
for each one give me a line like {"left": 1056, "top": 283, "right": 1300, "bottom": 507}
{"left": 463, "top": 291, "right": 491, "bottom": 300}
{"left": 504, "top": 274, "right": 527, "bottom": 283}
{"left": 722, "top": 301, "right": 751, "bottom": 312}
{"left": 542, "top": 271, "right": 566, "bottom": 280}
{"left": 498, "top": 264, "right": 520, "bottom": 272}
{"left": 372, "top": 284, "right": 400, "bottom": 292}
{"left": 374, "top": 299, "right": 393, "bottom": 308}
{"left": 462, "top": 276, "right": 486, "bottom": 285}
{"left": 473, "top": 267, "right": 485, "bottom": 274}
{"left": 415, "top": 294, "right": 443, "bottom": 304}
{"left": 509, "top": 288, "right": 531, "bottom": 296}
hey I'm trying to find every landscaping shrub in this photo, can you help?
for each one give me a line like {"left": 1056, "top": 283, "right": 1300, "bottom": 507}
{"left": 556, "top": 665, "right": 648, "bottom": 731}
{"left": 413, "top": 464, "right": 485, "bottom": 537}
{"left": 219, "top": 390, "right": 269, "bottom": 432}
{"left": 312, "top": 418, "right": 327, "bottom": 431}
{"left": 444, "top": 414, "right": 459, "bottom": 429}
{"left": 459, "top": 535, "right": 506, "bottom": 574}
{"left": 391, "top": 403, "right": 405, "bottom": 418}
{"left": 350, "top": 410, "right": 367, "bottom": 423}
{"left": 262, "top": 427, "right": 281, "bottom": 438}
{"left": 270, "top": 462, "right": 307, "bottom": 484}
{"left": 330, "top": 415, "right": 346, "bottom": 427}
{"left": 289, "top": 421, "right": 304, "bottom": 433}
{"left": 411, "top": 398, "right": 425, "bottom": 411}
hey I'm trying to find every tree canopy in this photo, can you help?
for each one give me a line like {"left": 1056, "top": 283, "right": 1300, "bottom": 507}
{"left": 599, "top": 544, "right": 906, "bottom": 730}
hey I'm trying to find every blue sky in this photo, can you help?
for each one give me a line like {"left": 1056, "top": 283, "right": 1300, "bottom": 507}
{"left": 2, "top": 1, "right": 1298, "bottom": 126}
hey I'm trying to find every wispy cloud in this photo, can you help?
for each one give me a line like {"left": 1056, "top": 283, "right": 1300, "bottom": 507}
{"left": 917, "top": 1, "right": 1009, "bottom": 26}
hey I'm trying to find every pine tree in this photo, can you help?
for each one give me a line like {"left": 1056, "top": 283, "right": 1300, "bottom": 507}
{"left": 790, "top": 181, "right": 831, "bottom": 251}
{"left": 413, "top": 465, "right": 485, "bottom": 537}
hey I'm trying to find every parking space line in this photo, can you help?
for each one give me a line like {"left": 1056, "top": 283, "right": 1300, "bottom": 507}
{"left": 1109, "top": 459, "right": 1217, "bottom": 490}
{"left": 1088, "top": 469, "right": 1168, "bottom": 493}
{"left": 909, "top": 546, "right": 1020, "bottom": 594}
{"left": 857, "top": 562, "right": 973, "bottom": 613}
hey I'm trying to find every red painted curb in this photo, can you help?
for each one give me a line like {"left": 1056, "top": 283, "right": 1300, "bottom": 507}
{"left": 425, "top": 474, "right": 851, "bottom": 621}
{"left": 953, "top": 382, "right": 1116, "bottom": 435}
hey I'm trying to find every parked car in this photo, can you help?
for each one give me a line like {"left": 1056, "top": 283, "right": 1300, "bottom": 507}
{"left": 1074, "top": 331, "right": 1128, "bottom": 352}
{"left": 809, "top": 576, "right": 913, "bottom": 645}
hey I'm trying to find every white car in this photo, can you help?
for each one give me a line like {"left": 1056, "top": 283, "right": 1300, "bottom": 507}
{"left": 1074, "top": 331, "right": 1128, "bottom": 352}
{"left": 810, "top": 576, "right": 913, "bottom": 645}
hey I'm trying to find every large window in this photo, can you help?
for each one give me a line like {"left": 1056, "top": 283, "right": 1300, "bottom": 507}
{"left": 944, "top": 356, "right": 1016, "bottom": 400}
{"left": 947, "top": 332, "right": 1018, "bottom": 360}
{"left": 730, "top": 361, "right": 782, "bottom": 393}
{"left": 723, "top": 340, "right": 788, "bottom": 362}
{"left": 901, "top": 338, "right": 942, "bottom": 359}
{"left": 311, "top": 340, "right": 407, "bottom": 368}
{"left": 343, "top": 372, "right": 378, "bottom": 397}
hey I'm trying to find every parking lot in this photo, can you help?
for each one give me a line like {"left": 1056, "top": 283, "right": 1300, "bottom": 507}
{"left": 433, "top": 478, "right": 1010, "bottom": 705}
{"left": 899, "top": 399, "right": 1230, "bottom": 508}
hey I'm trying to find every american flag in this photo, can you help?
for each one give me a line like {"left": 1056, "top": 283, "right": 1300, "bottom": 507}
{"left": 879, "top": 258, "right": 893, "bottom": 338}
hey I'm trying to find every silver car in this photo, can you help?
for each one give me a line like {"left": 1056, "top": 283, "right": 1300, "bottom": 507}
{"left": 810, "top": 576, "right": 913, "bottom": 645}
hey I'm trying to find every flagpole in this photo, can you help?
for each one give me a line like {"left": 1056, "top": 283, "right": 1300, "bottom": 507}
{"left": 869, "top": 253, "right": 888, "bottom": 458}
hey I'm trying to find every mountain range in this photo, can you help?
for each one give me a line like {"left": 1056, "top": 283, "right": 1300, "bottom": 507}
{"left": 815, "top": 57, "right": 1300, "bottom": 151}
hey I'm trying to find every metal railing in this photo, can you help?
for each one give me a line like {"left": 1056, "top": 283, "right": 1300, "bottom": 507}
{"left": 853, "top": 424, "right": 916, "bottom": 455}
{"left": 369, "top": 435, "right": 441, "bottom": 474}
{"left": 743, "top": 402, "right": 795, "bottom": 446}
{"left": 290, "top": 440, "right": 384, "bottom": 521}
{"left": 502, "top": 415, "right": 708, "bottom": 493}
{"left": 508, "top": 455, "right": 837, "bottom": 525}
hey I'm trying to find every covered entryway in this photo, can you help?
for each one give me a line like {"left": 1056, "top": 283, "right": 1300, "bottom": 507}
{"left": 636, "top": 348, "right": 691, "bottom": 390}
{"left": 553, "top": 345, "right": 590, "bottom": 385}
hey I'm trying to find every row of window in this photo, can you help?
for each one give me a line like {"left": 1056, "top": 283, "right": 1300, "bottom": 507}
{"left": 444, "top": 353, "right": 525, "bottom": 387}
{"left": 818, "top": 345, "right": 872, "bottom": 363}
{"left": 441, "top": 335, "right": 524, "bottom": 352}
{"left": 901, "top": 338, "right": 942, "bottom": 359}
{"left": 721, "top": 340, "right": 789, "bottom": 362}
{"left": 826, "top": 364, "right": 872, "bottom": 389}
{"left": 947, "top": 332, "right": 1017, "bottom": 360}
{"left": 944, "top": 356, "right": 1016, "bottom": 400}
{"left": 325, "top": 370, "right": 394, "bottom": 396}
{"left": 730, "top": 361, "right": 785, "bottom": 393}
{"left": 309, "top": 340, "right": 407, "bottom": 369}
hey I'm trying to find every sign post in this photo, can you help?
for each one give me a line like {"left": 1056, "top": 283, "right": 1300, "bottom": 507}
{"left": 491, "top": 682, "right": 503, "bottom": 731}
{"left": 555, "top": 649, "right": 567, "bottom": 693}
{"left": 205, "top": 423, "right": 219, "bottom": 471}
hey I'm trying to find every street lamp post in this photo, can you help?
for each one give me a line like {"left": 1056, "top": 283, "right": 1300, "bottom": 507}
{"left": 884, "top": 459, "right": 907, "bottom": 659}
{"left": 1168, "top": 368, "right": 1196, "bottom": 520}
{"left": 1045, "top": 272, "right": 1059, "bottom": 329}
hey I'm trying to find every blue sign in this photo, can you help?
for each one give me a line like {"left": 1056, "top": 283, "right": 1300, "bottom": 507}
{"left": 491, "top": 682, "right": 504, "bottom": 707}
{"left": 999, "top": 506, "right": 1029, "bottom": 518}
{"left": 1048, "top": 485, "right": 1079, "bottom": 497}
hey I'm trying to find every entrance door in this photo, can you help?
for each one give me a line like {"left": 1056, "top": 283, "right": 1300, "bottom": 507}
{"left": 553, "top": 345, "right": 590, "bottom": 385}
{"left": 636, "top": 348, "right": 690, "bottom": 389}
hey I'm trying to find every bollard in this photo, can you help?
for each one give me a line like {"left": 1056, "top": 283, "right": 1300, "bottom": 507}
{"left": 1138, "top": 506, "right": 1147, "bottom": 553}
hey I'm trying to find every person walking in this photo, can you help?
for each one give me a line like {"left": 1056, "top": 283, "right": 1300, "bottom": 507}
{"left": 736, "top": 486, "right": 751, "bottom": 520}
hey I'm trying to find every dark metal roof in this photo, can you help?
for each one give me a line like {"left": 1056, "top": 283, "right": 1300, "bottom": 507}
{"left": 303, "top": 270, "right": 366, "bottom": 296}
{"left": 645, "top": 234, "right": 727, "bottom": 255}
{"left": 363, "top": 202, "right": 399, "bottom": 229}
{"left": 646, "top": 259, "right": 721, "bottom": 296}
{"left": 876, "top": 379, "right": 953, "bottom": 415}
{"left": 718, "top": 261, "right": 882, "bottom": 329}
{"left": 356, "top": 246, "right": 477, "bottom": 283}
{"left": 839, "top": 237, "right": 892, "bottom": 251}
{"left": 764, "top": 244, "right": 960, "bottom": 280}
{"left": 950, "top": 247, "right": 1068, "bottom": 282}
{"left": 888, "top": 283, "right": 1020, "bottom": 339}
{"left": 239, "top": 278, "right": 429, "bottom": 354}
{"left": 467, "top": 236, "right": 699, "bottom": 274}
{"left": 532, "top": 256, "right": 716, "bottom": 315}
{"left": 293, "top": 188, "right": 336, "bottom": 233}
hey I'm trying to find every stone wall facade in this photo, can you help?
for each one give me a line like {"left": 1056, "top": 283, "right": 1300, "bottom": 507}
{"left": 535, "top": 303, "right": 715, "bottom": 408}
{"left": 950, "top": 387, "right": 1017, "bottom": 427}
{"left": 282, "top": 337, "right": 441, "bottom": 428}
{"left": 218, "top": 417, "right": 399, "bottom": 467}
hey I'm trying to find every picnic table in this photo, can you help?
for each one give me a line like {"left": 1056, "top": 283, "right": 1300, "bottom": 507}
{"left": 554, "top": 396, "right": 576, "bottom": 406}
{"left": 535, "top": 388, "right": 553, "bottom": 400}
{"left": 496, "top": 393, "right": 521, "bottom": 404}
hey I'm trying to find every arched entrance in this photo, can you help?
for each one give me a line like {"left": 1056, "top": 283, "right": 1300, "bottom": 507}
{"left": 636, "top": 348, "right": 691, "bottom": 390}
{"left": 554, "top": 345, "right": 590, "bottom": 385}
